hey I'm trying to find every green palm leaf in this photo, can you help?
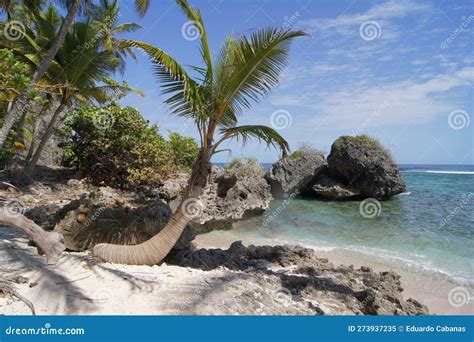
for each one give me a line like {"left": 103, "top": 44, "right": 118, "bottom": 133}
{"left": 219, "top": 124, "right": 289, "bottom": 156}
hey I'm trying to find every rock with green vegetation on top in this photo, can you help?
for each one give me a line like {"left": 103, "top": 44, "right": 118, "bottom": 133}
{"left": 326, "top": 135, "right": 406, "bottom": 200}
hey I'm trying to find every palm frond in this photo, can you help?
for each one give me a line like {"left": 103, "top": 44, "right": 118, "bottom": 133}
{"left": 216, "top": 28, "right": 307, "bottom": 119}
{"left": 219, "top": 124, "right": 289, "bottom": 156}
{"left": 175, "top": 0, "right": 212, "bottom": 77}
{"left": 134, "top": 0, "right": 150, "bottom": 17}
{"left": 123, "top": 39, "right": 205, "bottom": 119}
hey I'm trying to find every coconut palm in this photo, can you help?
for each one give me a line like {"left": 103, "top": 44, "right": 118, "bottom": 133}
{"left": 92, "top": 0, "right": 306, "bottom": 265}
{"left": 88, "top": 0, "right": 142, "bottom": 74}
{"left": 22, "top": 18, "right": 143, "bottom": 175}
{"left": 0, "top": 0, "right": 84, "bottom": 146}
{"left": 0, "top": 0, "right": 152, "bottom": 146}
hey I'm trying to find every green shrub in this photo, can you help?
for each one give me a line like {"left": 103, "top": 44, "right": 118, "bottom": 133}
{"left": 332, "top": 135, "right": 385, "bottom": 157}
{"left": 61, "top": 103, "right": 198, "bottom": 188}
{"left": 226, "top": 157, "right": 264, "bottom": 178}
{"left": 0, "top": 49, "right": 43, "bottom": 162}
{"left": 286, "top": 142, "right": 324, "bottom": 160}
{"left": 168, "top": 131, "right": 198, "bottom": 171}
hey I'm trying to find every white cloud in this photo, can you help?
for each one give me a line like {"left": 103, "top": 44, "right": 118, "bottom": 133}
{"left": 301, "top": 0, "right": 430, "bottom": 34}
{"left": 272, "top": 67, "right": 473, "bottom": 131}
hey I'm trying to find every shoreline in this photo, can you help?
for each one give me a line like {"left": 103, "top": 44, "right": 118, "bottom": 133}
{"left": 195, "top": 233, "right": 474, "bottom": 315}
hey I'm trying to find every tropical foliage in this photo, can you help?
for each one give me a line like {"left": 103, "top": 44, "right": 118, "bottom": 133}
{"left": 62, "top": 103, "right": 198, "bottom": 188}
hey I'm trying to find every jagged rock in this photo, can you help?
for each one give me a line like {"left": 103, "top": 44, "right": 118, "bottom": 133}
{"left": 307, "top": 168, "right": 359, "bottom": 200}
{"left": 265, "top": 151, "right": 327, "bottom": 198}
{"left": 327, "top": 135, "right": 406, "bottom": 199}
{"left": 169, "top": 241, "right": 428, "bottom": 315}
{"left": 191, "top": 162, "right": 272, "bottom": 233}
{"left": 53, "top": 192, "right": 195, "bottom": 252}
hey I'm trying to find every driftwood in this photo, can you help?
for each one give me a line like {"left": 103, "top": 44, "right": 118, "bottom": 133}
{"left": 0, "top": 212, "right": 65, "bottom": 264}
{"left": 0, "top": 267, "right": 36, "bottom": 315}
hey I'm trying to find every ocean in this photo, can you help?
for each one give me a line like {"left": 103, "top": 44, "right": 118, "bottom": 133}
{"left": 211, "top": 164, "right": 474, "bottom": 286}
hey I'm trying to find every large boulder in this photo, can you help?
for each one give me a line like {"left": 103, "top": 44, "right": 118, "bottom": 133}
{"left": 191, "top": 159, "right": 272, "bottom": 233}
{"left": 265, "top": 151, "right": 327, "bottom": 198}
{"left": 326, "top": 135, "right": 405, "bottom": 200}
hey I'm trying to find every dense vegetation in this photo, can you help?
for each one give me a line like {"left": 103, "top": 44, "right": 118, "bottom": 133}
{"left": 62, "top": 103, "right": 197, "bottom": 188}
{"left": 1, "top": 0, "right": 304, "bottom": 266}
{"left": 0, "top": 1, "right": 198, "bottom": 182}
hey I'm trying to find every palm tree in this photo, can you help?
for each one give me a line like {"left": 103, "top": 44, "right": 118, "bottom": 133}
{"left": 0, "top": 0, "right": 83, "bottom": 146}
{"left": 0, "top": 0, "right": 152, "bottom": 146}
{"left": 88, "top": 0, "right": 142, "bottom": 74}
{"left": 92, "top": 0, "right": 306, "bottom": 265}
{"left": 23, "top": 18, "right": 143, "bottom": 175}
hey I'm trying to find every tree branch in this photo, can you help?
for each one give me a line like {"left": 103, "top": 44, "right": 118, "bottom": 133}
{"left": 0, "top": 213, "right": 65, "bottom": 265}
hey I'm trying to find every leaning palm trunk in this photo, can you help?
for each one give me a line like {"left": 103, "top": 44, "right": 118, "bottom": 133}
{"left": 0, "top": 0, "right": 80, "bottom": 147}
{"left": 92, "top": 149, "right": 212, "bottom": 265}
{"left": 25, "top": 100, "right": 52, "bottom": 161}
{"left": 24, "top": 101, "right": 68, "bottom": 176}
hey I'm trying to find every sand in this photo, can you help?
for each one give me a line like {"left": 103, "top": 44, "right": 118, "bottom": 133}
{"left": 1, "top": 226, "right": 472, "bottom": 315}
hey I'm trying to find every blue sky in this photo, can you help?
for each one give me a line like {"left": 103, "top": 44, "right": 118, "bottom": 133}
{"left": 115, "top": 0, "right": 473, "bottom": 164}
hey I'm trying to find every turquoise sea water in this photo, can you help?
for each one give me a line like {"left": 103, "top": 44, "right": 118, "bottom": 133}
{"left": 215, "top": 164, "right": 474, "bottom": 285}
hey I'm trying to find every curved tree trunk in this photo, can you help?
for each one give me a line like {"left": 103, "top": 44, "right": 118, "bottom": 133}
{"left": 92, "top": 149, "right": 213, "bottom": 265}
{"left": 0, "top": 0, "right": 80, "bottom": 147}
{"left": 24, "top": 102, "right": 68, "bottom": 176}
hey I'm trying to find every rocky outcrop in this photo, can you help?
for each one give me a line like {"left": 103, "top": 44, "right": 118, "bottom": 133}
{"left": 265, "top": 151, "right": 326, "bottom": 198}
{"left": 168, "top": 241, "right": 428, "bottom": 315}
{"left": 191, "top": 160, "right": 272, "bottom": 233}
{"left": 326, "top": 135, "right": 406, "bottom": 199}
{"left": 308, "top": 168, "right": 358, "bottom": 200}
